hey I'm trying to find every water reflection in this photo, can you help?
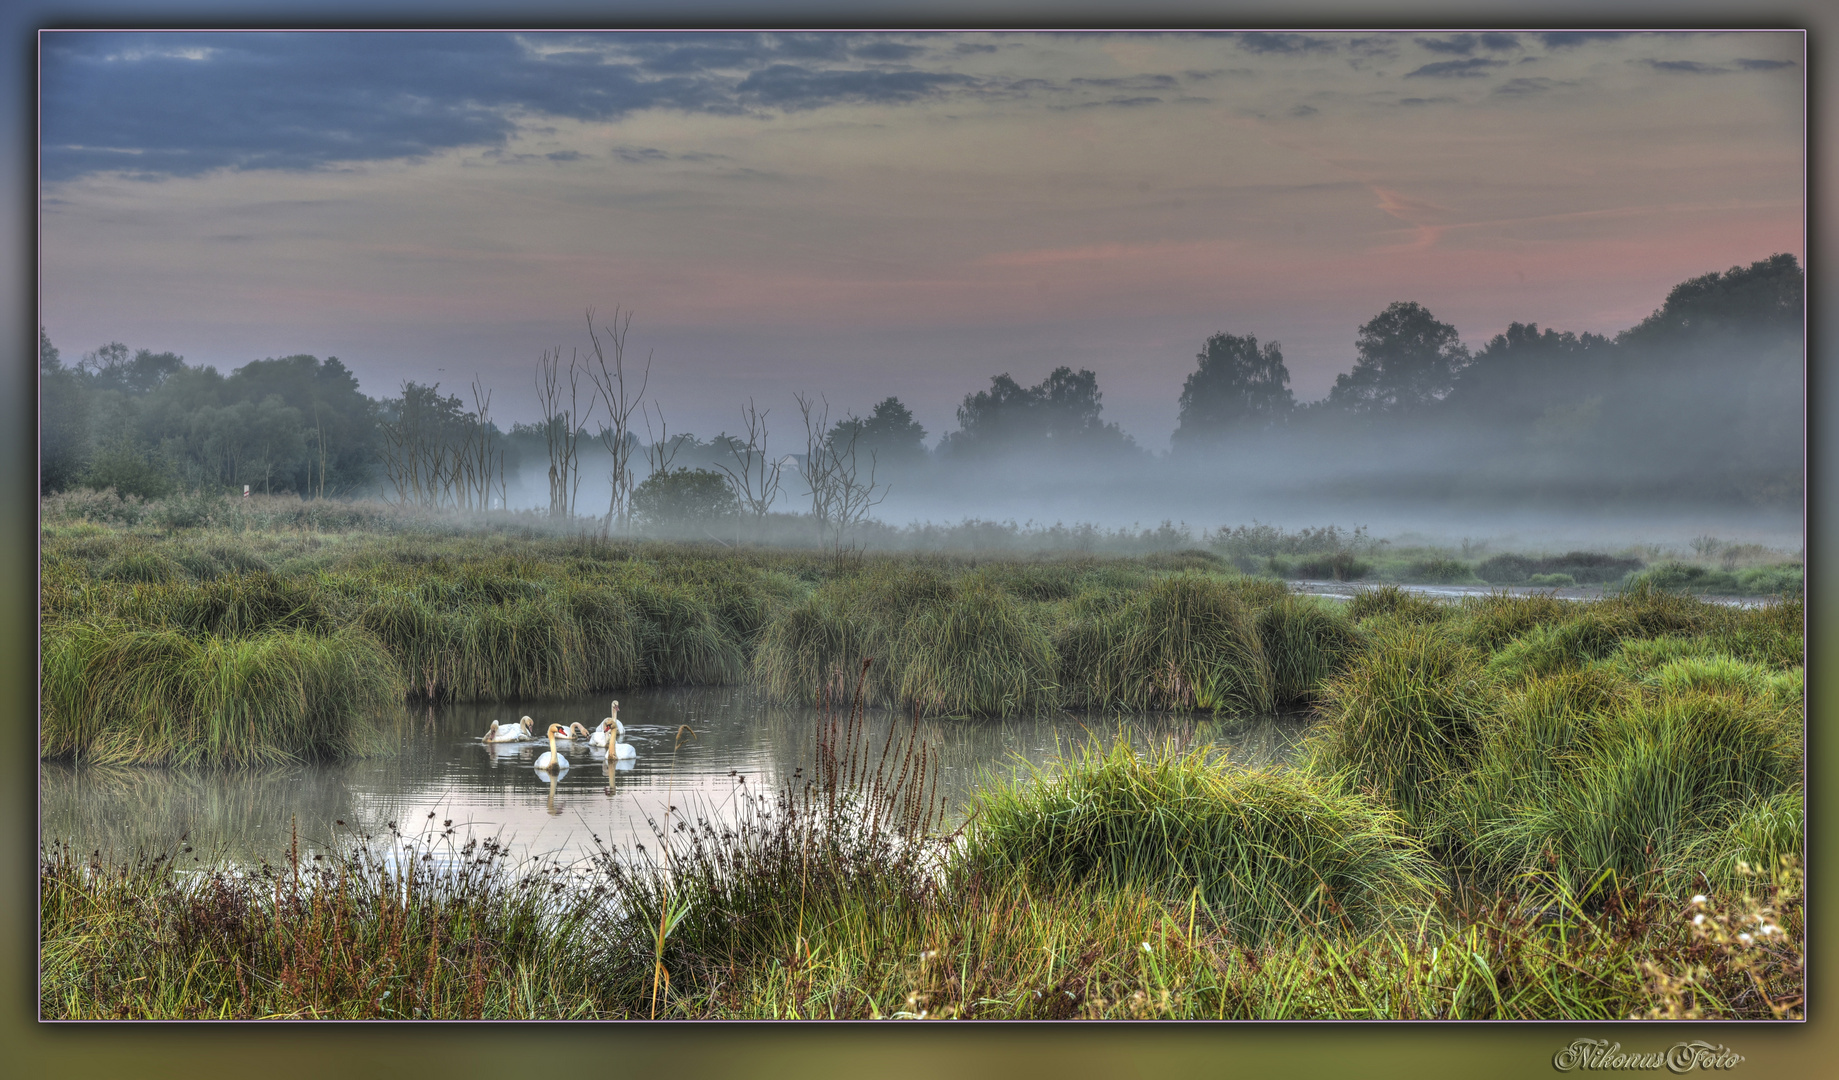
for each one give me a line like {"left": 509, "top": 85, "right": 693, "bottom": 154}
{"left": 41, "top": 687, "right": 1313, "bottom": 866}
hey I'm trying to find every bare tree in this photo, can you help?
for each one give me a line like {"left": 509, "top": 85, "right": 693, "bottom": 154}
{"left": 711, "top": 397, "right": 784, "bottom": 525}
{"left": 797, "top": 393, "right": 887, "bottom": 553}
{"left": 536, "top": 346, "right": 594, "bottom": 519}
{"left": 581, "top": 307, "right": 651, "bottom": 537}
{"left": 459, "top": 377, "right": 505, "bottom": 511}
{"left": 641, "top": 401, "right": 680, "bottom": 477}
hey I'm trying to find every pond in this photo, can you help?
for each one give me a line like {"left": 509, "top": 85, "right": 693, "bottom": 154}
{"left": 40, "top": 687, "right": 1314, "bottom": 867}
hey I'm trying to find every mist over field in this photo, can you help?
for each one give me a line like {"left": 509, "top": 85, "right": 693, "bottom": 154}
{"left": 36, "top": 31, "right": 1804, "bottom": 560}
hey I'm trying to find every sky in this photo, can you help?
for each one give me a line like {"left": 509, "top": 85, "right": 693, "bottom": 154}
{"left": 38, "top": 29, "right": 1804, "bottom": 450}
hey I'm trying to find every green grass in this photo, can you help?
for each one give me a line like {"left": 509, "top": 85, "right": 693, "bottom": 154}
{"left": 962, "top": 739, "right": 1440, "bottom": 942}
{"left": 1304, "top": 620, "right": 1490, "bottom": 828}
{"left": 40, "top": 619, "right": 403, "bottom": 766}
{"left": 41, "top": 721, "right": 1805, "bottom": 1020}
{"left": 1078, "top": 573, "right": 1276, "bottom": 715}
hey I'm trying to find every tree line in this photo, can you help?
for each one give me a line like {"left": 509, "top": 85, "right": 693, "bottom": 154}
{"left": 38, "top": 253, "right": 1802, "bottom": 517}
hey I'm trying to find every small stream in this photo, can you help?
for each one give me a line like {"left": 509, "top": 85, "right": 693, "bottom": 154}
{"left": 40, "top": 686, "right": 1314, "bottom": 866}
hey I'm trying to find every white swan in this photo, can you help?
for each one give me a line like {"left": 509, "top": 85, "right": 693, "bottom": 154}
{"left": 566, "top": 721, "right": 593, "bottom": 741}
{"left": 483, "top": 716, "right": 534, "bottom": 743}
{"left": 534, "top": 723, "right": 570, "bottom": 773}
{"left": 607, "top": 700, "right": 627, "bottom": 737}
{"left": 588, "top": 718, "right": 615, "bottom": 748}
{"left": 610, "top": 730, "right": 637, "bottom": 761}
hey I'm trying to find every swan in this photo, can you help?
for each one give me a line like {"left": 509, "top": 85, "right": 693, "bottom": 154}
{"left": 607, "top": 700, "right": 627, "bottom": 737}
{"left": 588, "top": 718, "right": 615, "bottom": 748}
{"left": 534, "top": 723, "right": 570, "bottom": 774}
{"left": 483, "top": 716, "right": 534, "bottom": 743}
{"left": 566, "top": 721, "right": 593, "bottom": 740}
{"left": 609, "top": 721, "right": 637, "bottom": 761}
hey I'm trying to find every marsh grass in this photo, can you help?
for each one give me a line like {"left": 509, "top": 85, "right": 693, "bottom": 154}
{"left": 1080, "top": 574, "right": 1276, "bottom": 715}
{"left": 1256, "top": 594, "right": 1363, "bottom": 706}
{"left": 962, "top": 740, "right": 1439, "bottom": 943}
{"left": 1346, "top": 584, "right": 1448, "bottom": 625}
{"left": 1305, "top": 621, "right": 1490, "bottom": 828}
{"left": 39, "top": 825, "right": 611, "bottom": 1019}
{"left": 41, "top": 620, "right": 403, "bottom": 766}
{"left": 41, "top": 703, "right": 1805, "bottom": 1019}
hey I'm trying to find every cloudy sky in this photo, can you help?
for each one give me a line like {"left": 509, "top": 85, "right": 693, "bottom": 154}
{"left": 39, "top": 29, "right": 1803, "bottom": 448}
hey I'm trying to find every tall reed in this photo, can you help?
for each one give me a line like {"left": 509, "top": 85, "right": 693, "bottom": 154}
{"left": 41, "top": 619, "right": 403, "bottom": 766}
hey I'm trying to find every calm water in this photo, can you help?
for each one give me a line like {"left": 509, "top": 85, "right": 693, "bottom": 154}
{"left": 40, "top": 687, "right": 1313, "bottom": 866}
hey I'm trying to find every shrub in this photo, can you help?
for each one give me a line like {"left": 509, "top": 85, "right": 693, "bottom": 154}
{"left": 1454, "top": 591, "right": 1574, "bottom": 651}
{"left": 1143, "top": 548, "right": 1225, "bottom": 572}
{"left": 100, "top": 551, "right": 187, "bottom": 584}
{"left": 1291, "top": 551, "right": 1371, "bottom": 581}
{"left": 1485, "top": 611, "right": 1637, "bottom": 682}
{"left": 1477, "top": 551, "right": 1644, "bottom": 586}
{"left": 40, "top": 619, "right": 402, "bottom": 766}
{"left": 1407, "top": 557, "right": 1474, "bottom": 583}
{"left": 1528, "top": 573, "right": 1576, "bottom": 587}
{"left": 1736, "top": 565, "right": 1802, "bottom": 595}
{"left": 1495, "top": 691, "right": 1800, "bottom": 896}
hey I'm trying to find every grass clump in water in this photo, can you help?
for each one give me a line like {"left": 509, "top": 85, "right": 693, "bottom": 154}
{"left": 962, "top": 739, "right": 1440, "bottom": 943}
{"left": 1304, "top": 621, "right": 1490, "bottom": 828}
{"left": 896, "top": 579, "right": 1057, "bottom": 717}
{"left": 1256, "top": 594, "right": 1362, "bottom": 707}
{"left": 40, "top": 620, "right": 403, "bottom": 766}
{"left": 1082, "top": 573, "right": 1275, "bottom": 715}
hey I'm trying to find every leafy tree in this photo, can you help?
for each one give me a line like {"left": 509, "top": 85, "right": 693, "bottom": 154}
{"left": 39, "top": 329, "right": 90, "bottom": 493}
{"left": 225, "top": 355, "right": 380, "bottom": 495}
{"left": 1172, "top": 332, "right": 1294, "bottom": 447}
{"left": 1617, "top": 253, "right": 1802, "bottom": 348}
{"left": 1327, "top": 301, "right": 1470, "bottom": 413}
{"left": 826, "top": 396, "right": 928, "bottom": 466}
{"left": 943, "top": 367, "right": 1137, "bottom": 457}
{"left": 79, "top": 437, "right": 177, "bottom": 499}
{"left": 1442, "top": 322, "right": 1615, "bottom": 422}
{"left": 179, "top": 395, "right": 309, "bottom": 494}
{"left": 77, "top": 342, "right": 186, "bottom": 396}
{"left": 631, "top": 466, "right": 740, "bottom": 531}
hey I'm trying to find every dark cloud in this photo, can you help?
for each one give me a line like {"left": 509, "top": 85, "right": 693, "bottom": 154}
{"left": 611, "top": 145, "right": 669, "bottom": 163}
{"left": 953, "top": 42, "right": 999, "bottom": 55}
{"left": 1346, "top": 37, "right": 1399, "bottom": 60}
{"left": 1418, "top": 34, "right": 1520, "bottom": 55}
{"left": 41, "top": 33, "right": 730, "bottom": 181}
{"left": 735, "top": 65, "right": 972, "bottom": 109}
{"left": 1290, "top": 103, "right": 1318, "bottom": 117}
{"left": 545, "top": 149, "right": 584, "bottom": 161}
{"left": 1405, "top": 57, "right": 1506, "bottom": 78}
{"left": 1493, "top": 77, "right": 1561, "bottom": 96}
{"left": 1734, "top": 58, "right": 1796, "bottom": 70}
{"left": 851, "top": 41, "right": 925, "bottom": 62}
{"left": 1070, "top": 74, "right": 1179, "bottom": 90}
{"left": 1397, "top": 96, "right": 1457, "bottom": 106}
{"left": 1540, "top": 32, "right": 1629, "bottom": 50}
{"left": 41, "top": 32, "right": 1001, "bottom": 182}
{"left": 1417, "top": 34, "right": 1479, "bottom": 55}
{"left": 1639, "top": 59, "right": 1728, "bottom": 74}
{"left": 1052, "top": 96, "right": 1162, "bottom": 111}
{"left": 1236, "top": 33, "right": 1335, "bottom": 55}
